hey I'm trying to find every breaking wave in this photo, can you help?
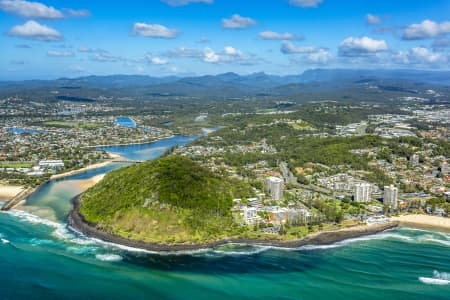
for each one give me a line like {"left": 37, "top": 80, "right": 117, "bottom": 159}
{"left": 95, "top": 254, "right": 123, "bottom": 262}
{"left": 419, "top": 271, "right": 450, "bottom": 285}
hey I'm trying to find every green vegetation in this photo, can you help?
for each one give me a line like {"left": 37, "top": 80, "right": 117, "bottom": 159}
{"left": 0, "top": 163, "right": 33, "bottom": 168}
{"left": 80, "top": 155, "right": 255, "bottom": 244}
{"left": 42, "top": 121, "right": 102, "bottom": 129}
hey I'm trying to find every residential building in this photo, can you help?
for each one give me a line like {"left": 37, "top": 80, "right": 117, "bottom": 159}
{"left": 383, "top": 185, "right": 399, "bottom": 209}
{"left": 266, "top": 176, "right": 284, "bottom": 201}
{"left": 354, "top": 182, "right": 372, "bottom": 202}
{"left": 442, "top": 161, "right": 449, "bottom": 175}
{"left": 410, "top": 154, "right": 420, "bottom": 166}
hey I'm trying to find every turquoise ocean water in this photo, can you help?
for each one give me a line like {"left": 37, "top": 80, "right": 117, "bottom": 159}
{"left": 1, "top": 136, "right": 449, "bottom": 300}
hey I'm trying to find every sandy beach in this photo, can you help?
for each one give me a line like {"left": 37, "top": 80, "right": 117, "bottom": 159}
{"left": 78, "top": 174, "right": 106, "bottom": 190}
{"left": 391, "top": 214, "right": 450, "bottom": 231}
{"left": 0, "top": 184, "right": 25, "bottom": 200}
{"left": 50, "top": 153, "right": 125, "bottom": 180}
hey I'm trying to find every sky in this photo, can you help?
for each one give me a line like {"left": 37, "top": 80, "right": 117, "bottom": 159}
{"left": 0, "top": 0, "right": 449, "bottom": 80}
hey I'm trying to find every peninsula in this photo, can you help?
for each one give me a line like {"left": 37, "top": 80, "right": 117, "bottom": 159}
{"left": 69, "top": 155, "right": 398, "bottom": 251}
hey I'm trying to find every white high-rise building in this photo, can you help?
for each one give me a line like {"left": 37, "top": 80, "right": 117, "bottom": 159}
{"left": 354, "top": 182, "right": 371, "bottom": 202}
{"left": 441, "top": 161, "right": 449, "bottom": 176}
{"left": 409, "top": 154, "right": 420, "bottom": 166}
{"left": 266, "top": 176, "right": 284, "bottom": 201}
{"left": 383, "top": 185, "right": 399, "bottom": 209}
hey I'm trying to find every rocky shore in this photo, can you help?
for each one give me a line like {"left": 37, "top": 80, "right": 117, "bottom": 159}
{"left": 69, "top": 195, "right": 399, "bottom": 252}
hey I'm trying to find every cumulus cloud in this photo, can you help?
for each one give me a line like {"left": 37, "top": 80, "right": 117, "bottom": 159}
{"left": 0, "top": 0, "right": 63, "bottom": 19}
{"left": 65, "top": 8, "right": 91, "bottom": 17}
{"left": 132, "top": 22, "right": 178, "bottom": 38}
{"left": 280, "top": 41, "right": 317, "bottom": 54}
{"left": 339, "top": 36, "right": 388, "bottom": 56}
{"left": 8, "top": 20, "right": 62, "bottom": 41}
{"left": 203, "top": 47, "right": 220, "bottom": 63}
{"left": 392, "top": 47, "right": 448, "bottom": 66}
{"left": 402, "top": 20, "right": 450, "bottom": 40}
{"left": 47, "top": 50, "right": 74, "bottom": 57}
{"left": 289, "top": 0, "right": 323, "bottom": 8}
{"left": 149, "top": 56, "right": 168, "bottom": 65}
{"left": 305, "top": 48, "right": 332, "bottom": 64}
{"left": 161, "top": 0, "right": 213, "bottom": 6}
{"left": 222, "top": 14, "right": 256, "bottom": 29}
{"left": 202, "top": 46, "right": 255, "bottom": 64}
{"left": 259, "top": 31, "right": 302, "bottom": 40}
{"left": 366, "top": 14, "right": 381, "bottom": 25}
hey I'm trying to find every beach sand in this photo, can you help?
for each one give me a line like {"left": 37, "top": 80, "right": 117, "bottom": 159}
{"left": 0, "top": 184, "right": 25, "bottom": 200}
{"left": 391, "top": 214, "right": 450, "bottom": 231}
{"left": 50, "top": 152, "right": 125, "bottom": 180}
{"left": 78, "top": 174, "right": 106, "bottom": 190}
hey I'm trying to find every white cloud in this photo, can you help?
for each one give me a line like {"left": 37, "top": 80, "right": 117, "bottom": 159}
{"left": 409, "top": 47, "right": 447, "bottom": 64}
{"left": 305, "top": 49, "right": 332, "bottom": 64}
{"left": 65, "top": 8, "right": 91, "bottom": 17}
{"left": 202, "top": 46, "right": 254, "bottom": 64}
{"left": 366, "top": 14, "right": 381, "bottom": 25}
{"left": 161, "top": 0, "right": 212, "bottom": 6}
{"left": 0, "top": 0, "right": 63, "bottom": 19}
{"left": 8, "top": 20, "right": 62, "bottom": 41}
{"left": 47, "top": 50, "right": 74, "bottom": 57}
{"left": 402, "top": 20, "right": 450, "bottom": 40}
{"left": 259, "top": 31, "right": 301, "bottom": 40}
{"left": 132, "top": 22, "right": 178, "bottom": 38}
{"left": 224, "top": 46, "right": 242, "bottom": 56}
{"left": 149, "top": 56, "right": 168, "bottom": 65}
{"left": 280, "top": 41, "right": 317, "bottom": 54}
{"left": 222, "top": 14, "right": 256, "bottom": 29}
{"left": 289, "top": 0, "right": 323, "bottom": 8}
{"left": 339, "top": 36, "right": 388, "bottom": 56}
{"left": 392, "top": 47, "right": 448, "bottom": 66}
{"left": 203, "top": 47, "right": 220, "bottom": 63}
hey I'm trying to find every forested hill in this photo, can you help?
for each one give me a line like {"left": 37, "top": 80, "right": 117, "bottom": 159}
{"left": 79, "top": 155, "right": 254, "bottom": 244}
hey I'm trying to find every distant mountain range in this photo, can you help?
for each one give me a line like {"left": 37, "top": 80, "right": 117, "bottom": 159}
{"left": 1, "top": 69, "right": 449, "bottom": 100}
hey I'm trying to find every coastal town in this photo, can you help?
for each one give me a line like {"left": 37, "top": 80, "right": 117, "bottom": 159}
{"left": 1, "top": 0, "right": 450, "bottom": 298}
{"left": 1, "top": 91, "right": 449, "bottom": 237}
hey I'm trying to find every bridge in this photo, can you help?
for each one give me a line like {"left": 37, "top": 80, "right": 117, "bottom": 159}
{"left": 112, "top": 160, "right": 143, "bottom": 163}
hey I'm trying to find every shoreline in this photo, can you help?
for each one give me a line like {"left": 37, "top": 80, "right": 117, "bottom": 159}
{"left": 391, "top": 214, "right": 450, "bottom": 232}
{"left": 1, "top": 186, "right": 36, "bottom": 210}
{"left": 50, "top": 153, "right": 125, "bottom": 180}
{"left": 0, "top": 184, "right": 25, "bottom": 200}
{"left": 68, "top": 195, "right": 399, "bottom": 252}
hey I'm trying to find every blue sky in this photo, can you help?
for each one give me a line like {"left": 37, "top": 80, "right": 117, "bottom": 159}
{"left": 0, "top": 0, "right": 449, "bottom": 80}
